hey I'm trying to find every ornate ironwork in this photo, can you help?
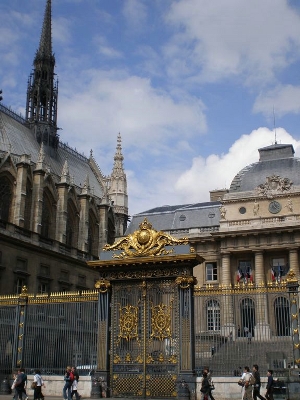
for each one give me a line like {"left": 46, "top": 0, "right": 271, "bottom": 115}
{"left": 95, "top": 278, "right": 111, "bottom": 293}
{"left": 150, "top": 303, "right": 172, "bottom": 341}
{"left": 103, "top": 217, "right": 188, "bottom": 258}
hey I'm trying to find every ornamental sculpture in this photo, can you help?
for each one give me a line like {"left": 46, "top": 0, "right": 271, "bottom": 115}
{"left": 103, "top": 218, "right": 188, "bottom": 258}
{"left": 256, "top": 175, "right": 293, "bottom": 198}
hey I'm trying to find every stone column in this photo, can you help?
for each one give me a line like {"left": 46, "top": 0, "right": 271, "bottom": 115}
{"left": 254, "top": 251, "right": 270, "bottom": 340}
{"left": 289, "top": 249, "right": 300, "bottom": 281}
{"left": 254, "top": 251, "right": 265, "bottom": 286}
{"left": 220, "top": 253, "right": 234, "bottom": 337}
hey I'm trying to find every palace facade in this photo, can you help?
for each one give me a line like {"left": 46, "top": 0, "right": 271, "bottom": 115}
{"left": 127, "top": 143, "right": 300, "bottom": 347}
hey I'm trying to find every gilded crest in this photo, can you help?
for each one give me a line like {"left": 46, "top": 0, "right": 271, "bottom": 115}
{"left": 103, "top": 218, "right": 188, "bottom": 259}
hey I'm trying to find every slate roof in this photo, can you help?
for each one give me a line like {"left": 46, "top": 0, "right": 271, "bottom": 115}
{"left": 126, "top": 202, "right": 221, "bottom": 234}
{"left": 230, "top": 144, "right": 300, "bottom": 193}
{"left": 0, "top": 106, "right": 105, "bottom": 199}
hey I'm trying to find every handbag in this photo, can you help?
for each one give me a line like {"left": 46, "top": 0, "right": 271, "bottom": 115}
{"left": 31, "top": 382, "right": 37, "bottom": 389}
{"left": 238, "top": 379, "right": 244, "bottom": 387}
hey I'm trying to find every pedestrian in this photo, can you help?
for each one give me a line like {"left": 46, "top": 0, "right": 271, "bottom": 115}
{"left": 200, "top": 372, "right": 210, "bottom": 400}
{"left": 203, "top": 367, "right": 215, "bottom": 400}
{"left": 265, "top": 369, "right": 274, "bottom": 400}
{"left": 71, "top": 366, "right": 81, "bottom": 400}
{"left": 252, "top": 364, "right": 265, "bottom": 400}
{"left": 237, "top": 325, "right": 241, "bottom": 337}
{"left": 33, "top": 369, "right": 45, "bottom": 400}
{"left": 14, "top": 369, "right": 28, "bottom": 400}
{"left": 229, "top": 331, "right": 233, "bottom": 342}
{"left": 63, "top": 366, "right": 74, "bottom": 400}
{"left": 247, "top": 331, "right": 252, "bottom": 344}
{"left": 240, "top": 366, "right": 253, "bottom": 400}
{"left": 244, "top": 326, "right": 249, "bottom": 337}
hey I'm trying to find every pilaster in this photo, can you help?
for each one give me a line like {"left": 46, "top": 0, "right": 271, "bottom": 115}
{"left": 13, "top": 155, "right": 30, "bottom": 227}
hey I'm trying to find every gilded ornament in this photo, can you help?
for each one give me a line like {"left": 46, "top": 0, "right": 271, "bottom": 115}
{"left": 292, "top": 314, "right": 298, "bottom": 320}
{"left": 103, "top": 218, "right": 188, "bottom": 258}
{"left": 125, "top": 353, "right": 132, "bottom": 362}
{"left": 18, "top": 347, "right": 22, "bottom": 353}
{"left": 295, "top": 359, "right": 300, "bottom": 365}
{"left": 94, "top": 279, "right": 111, "bottom": 293}
{"left": 151, "top": 303, "right": 172, "bottom": 341}
{"left": 146, "top": 355, "right": 154, "bottom": 363}
{"left": 293, "top": 328, "right": 299, "bottom": 334}
{"left": 19, "top": 286, "right": 28, "bottom": 297}
{"left": 135, "top": 354, "right": 143, "bottom": 363}
{"left": 294, "top": 343, "right": 300, "bottom": 350}
{"left": 175, "top": 276, "right": 197, "bottom": 289}
{"left": 169, "top": 355, "right": 177, "bottom": 364}
{"left": 158, "top": 352, "right": 164, "bottom": 362}
{"left": 113, "top": 354, "right": 121, "bottom": 364}
{"left": 118, "top": 305, "right": 138, "bottom": 341}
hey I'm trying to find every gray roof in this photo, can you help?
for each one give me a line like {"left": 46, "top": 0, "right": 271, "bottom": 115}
{"left": 230, "top": 144, "right": 300, "bottom": 193}
{"left": 0, "top": 106, "right": 105, "bottom": 199}
{"left": 126, "top": 202, "right": 221, "bottom": 234}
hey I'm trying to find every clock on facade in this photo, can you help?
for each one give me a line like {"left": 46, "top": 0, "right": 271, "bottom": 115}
{"left": 268, "top": 200, "right": 282, "bottom": 214}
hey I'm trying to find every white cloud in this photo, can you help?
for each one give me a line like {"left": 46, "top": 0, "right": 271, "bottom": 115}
{"left": 164, "top": 0, "right": 300, "bottom": 85}
{"left": 58, "top": 69, "right": 207, "bottom": 156}
{"left": 253, "top": 85, "right": 300, "bottom": 117}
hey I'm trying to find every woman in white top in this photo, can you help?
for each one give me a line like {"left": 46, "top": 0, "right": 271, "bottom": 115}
{"left": 33, "top": 370, "right": 45, "bottom": 400}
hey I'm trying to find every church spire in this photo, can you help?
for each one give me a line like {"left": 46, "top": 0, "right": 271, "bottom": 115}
{"left": 25, "top": 0, "right": 59, "bottom": 151}
{"left": 108, "top": 133, "right": 128, "bottom": 236}
{"left": 112, "top": 133, "right": 125, "bottom": 176}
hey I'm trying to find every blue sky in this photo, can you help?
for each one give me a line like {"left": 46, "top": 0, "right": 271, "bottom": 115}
{"left": 1, "top": 0, "right": 300, "bottom": 217}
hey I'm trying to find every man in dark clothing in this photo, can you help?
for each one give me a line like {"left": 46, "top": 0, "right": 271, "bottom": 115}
{"left": 15, "top": 368, "right": 27, "bottom": 400}
{"left": 252, "top": 364, "right": 265, "bottom": 400}
{"left": 265, "top": 370, "right": 274, "bottom": 400}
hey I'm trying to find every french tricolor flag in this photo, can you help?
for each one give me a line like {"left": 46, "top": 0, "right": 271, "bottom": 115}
{"left": 271, "top": 268, "right": 276, "bottom": 281}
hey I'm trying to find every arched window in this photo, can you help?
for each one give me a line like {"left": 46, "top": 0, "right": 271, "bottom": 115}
{"left": 274, "top": 297, "right": 290, "bottom": 336}
{"left": 0, "top": 176, "right": 12, "bottom": 222}
{"left": 87, "top": 210, "right": 99, "bottom": 258}
{"left": 41, "top": 189, "right": 55, "bottom": 239}
{"left": 207, "top": 300, "right": 220, "bottom": 331}
{"left": 66, "top": 200, "right": 79, "bottom": 247}
{"left": 240, "top": 298, "right": 255, "bottom": 336}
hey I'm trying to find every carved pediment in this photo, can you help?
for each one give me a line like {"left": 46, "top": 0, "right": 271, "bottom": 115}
{"left": 256, "top": 175, "right": 293, "bottom": 198}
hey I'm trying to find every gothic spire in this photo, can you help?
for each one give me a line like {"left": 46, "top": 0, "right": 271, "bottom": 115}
{"left": 36, "top": 0, "right": 54, "bottom": 63}
{"left": 25, "top": 0, "right": 59, "bottom": 150}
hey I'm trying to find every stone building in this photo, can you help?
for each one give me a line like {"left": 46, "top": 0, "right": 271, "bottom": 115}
{"left": 127, "top": 142, "right": 300, "bottom": 349}
{"left": 0, "top": 0, "right": 128, "bottom": 294}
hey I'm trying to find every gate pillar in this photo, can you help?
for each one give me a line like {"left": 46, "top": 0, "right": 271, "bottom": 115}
{"left": 88, "top": 218, "right": 203, "bottom": 399}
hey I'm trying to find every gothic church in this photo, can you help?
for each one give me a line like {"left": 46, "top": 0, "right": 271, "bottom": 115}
{"left": 0, "top": 0, "right": 128, "bottom": 294}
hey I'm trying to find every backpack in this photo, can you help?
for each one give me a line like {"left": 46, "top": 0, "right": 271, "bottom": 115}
{"left": 249, "top": 374, "right": 256, "bottom": 386}
{"left": 69, "top": 372, "right": 74, "bottom": 382}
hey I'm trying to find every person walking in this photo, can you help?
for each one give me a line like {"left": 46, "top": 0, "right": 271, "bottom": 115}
{"left": 33, "top": 369, "right": 45, "bottom": 400}
{"left": 200, "top": 372, "right": 210, "bottom": 400}
{"left": 63, "top": 366, "right": 74, "bottom": 400}
{"left": 14, "top": 369, "right": 28, "bottom": 400}
{"left": 71, "top": 366, "right": 81, "bottom": 400}
{"left": 265, "top": 370, "right": 274, "bottom": 400}
{"left": 252, "top": 364, "right": 265, "bottom": 400}
{"left": 241, "top": 366, "right": 252, "bottom": 400}
{"left": 203, "top": 367, "right": 215, "bottom": 400}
